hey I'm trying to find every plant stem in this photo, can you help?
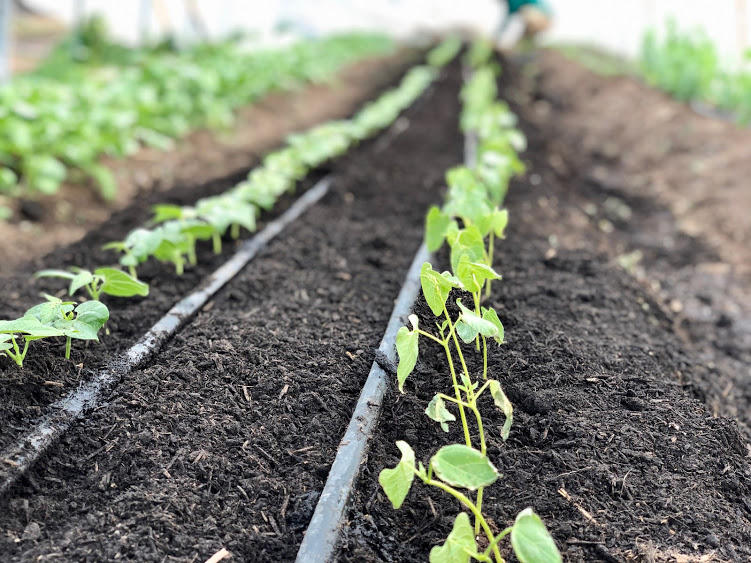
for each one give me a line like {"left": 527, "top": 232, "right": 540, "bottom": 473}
{"left": 187, "top": 238, "right": 197, "bottom": 266}
{"left": 485, "top": 232, "right": 495, "bottom": 298}
{"left": 482, "top": 335, "right": 488, "bottom": 380}
{"left": 416, "top": 329, "right": 445, "bottom": 346}
{"left": 231, "top": 223, "right": 240, "bottom": 239}
{"left": 426, "top": 478, "right": 505, "bottom": 563}
{"left": 442, "top": 307, "right": 472, "bottom": 449}
{"left": 65, "top": 337, "right": 71, "bottom": 360}
{"left": 212, "top": 232, "right": 222, "bottom": 254}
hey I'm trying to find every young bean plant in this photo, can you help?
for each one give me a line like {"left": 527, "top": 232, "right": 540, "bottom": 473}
{"left": 0, "top": 297, "right": 109, "bottom": 367}
{"left": 35, "top": 266, "right": 148, "bottom": 300}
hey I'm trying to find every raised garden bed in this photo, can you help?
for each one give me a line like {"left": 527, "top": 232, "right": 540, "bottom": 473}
{"left": 1, "top": 46, "right": 750, "bottom": 563}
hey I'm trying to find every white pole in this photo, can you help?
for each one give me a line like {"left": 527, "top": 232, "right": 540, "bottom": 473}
{"left": 140, "top": 0, "right": 152, "bottom": 45}
{"left": 0, "top": 0, "right": 11, "bottom": 83}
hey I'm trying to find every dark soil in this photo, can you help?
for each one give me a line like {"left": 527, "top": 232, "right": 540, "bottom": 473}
{"left": 526, "top": 50, "right": 751, "bottom": 444}
{"left": 0, "top": 62, "right": 464, "bottom": 561}
{"left": 0, "top": 52, "right": 418, "bottom": 455}
{"left": 339, "top": 56, "right": 751, "bottom": 561}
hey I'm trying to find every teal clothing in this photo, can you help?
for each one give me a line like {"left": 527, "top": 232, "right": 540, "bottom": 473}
{"left": 506, "top": 0, "right": 551, "bottom": 15}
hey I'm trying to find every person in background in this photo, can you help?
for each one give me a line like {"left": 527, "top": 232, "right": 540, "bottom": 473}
{"left": 499, "top": 0, "right": 552, "bottom": 43}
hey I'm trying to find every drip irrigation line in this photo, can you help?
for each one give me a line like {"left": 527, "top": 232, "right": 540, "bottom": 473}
{"left": 296, "top": 64, "right": 475, "bottom": 561}
{"left": 295, "top": 242, "right": 432, "bottom": 563}
{"left": 0, "top": 177, "right": 332, "bottom": 497}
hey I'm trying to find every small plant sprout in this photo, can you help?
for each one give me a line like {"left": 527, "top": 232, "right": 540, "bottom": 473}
{"left": 35, "top": 267, "right": 149, "bottom": 300}
{"left": 0, "top": 297, "right": 109, "bottom": 367}
{"left": 380, "top": 441, "right": 560, "bottom": 563}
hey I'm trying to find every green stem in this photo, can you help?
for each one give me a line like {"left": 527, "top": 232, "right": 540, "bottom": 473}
{"left": 436, "top": 392, "right": 470, "bottom": 409}
{"left": 446, "top": 310, "right": 475, "bottom": 404}
{"left": 483, "top": 335, "right": 488, "bottom": 380}
{"left": 442, "top": 310, "right": 472, "bottom": 449}
{"left": 426, "top": 478, "right": 505, "bottom": 563}
{"left": 187, "top": 238, "right": 197, "bottom": 266}
{"left": 212, "top": 232, "right": 222, "bottom": 255}
{"left": 65, "top": 337, "right": 71, "bottom": 360}
{"left": 485, "top": 232, "right": 495, "bottom": 299}
{"left": 475, "top": 487, "right": 485, "bottom": 535}
{"left": 231, "top": 223, "right": 240, "bottom": 239}
{"left": 483, "top": 527, "right": 513, "bottom": 560}
{"left": 416, "top": 328, "right": 445, "bottom": 346}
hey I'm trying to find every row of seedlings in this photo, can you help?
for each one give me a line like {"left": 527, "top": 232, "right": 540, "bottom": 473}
{"left": 378, "top": 41, "right": 562, "bottom": 562}
{"left": 0, "top": 40, "right": 462, "bottom": 370}
{"left": 0, "top": 34, "right": 394, "bottom": 207}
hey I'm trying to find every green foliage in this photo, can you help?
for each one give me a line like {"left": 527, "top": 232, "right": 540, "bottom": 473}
{"left": 104, "top": 60, "right": 436, "bottom": 277}
{"left": 0, "top": 297, "right": 109, "bottom": 367}
{"left": 641, "top": 19, "right": 717, "bottom": 102}
{"left": 0, "top": 33, "right": 395, "bottom": 212}
{"left": 510, "top": 509, "right": 562, "bottom": 563}
{"left": 640, "top": 19, "right": 751, "bottom": 124}
{"left": 428, "top": 36, "right": 463, "bottom": 68}
{"left": 35, "top": 267, "right": 148, "bottom": 301}
{"left": 431, "top": 444, "right": 499, "bottom": 490}
{"left": 429, "top": 513, "right": 476, "bottom": 563}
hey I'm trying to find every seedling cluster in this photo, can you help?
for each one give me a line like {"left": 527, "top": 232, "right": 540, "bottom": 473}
{"left": 1, "top": 47, "right": 444, "bottom": 369}
{"left": 0, "top": 297, "right": 109, "bottom": 368}
{"left": 104, "top": 66, "right": 438, "bottom": 276}
{"left": 380, "top": 40, "right": 561, "bottom": 562}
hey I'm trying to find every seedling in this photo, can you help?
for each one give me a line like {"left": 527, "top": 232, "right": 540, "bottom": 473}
{"left": 0, "top": 297, "right": 109, "bottom": 367}
{"left": 35, "top": 267, "right": 149, "bottom": 300}
{"left": 381, "top": 441, "right": 561, "bottom": 563}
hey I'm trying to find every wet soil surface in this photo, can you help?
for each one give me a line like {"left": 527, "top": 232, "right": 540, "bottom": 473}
{"left": 0, "top": 63, "right": 464, "bottom": 561}
{"left": 340, "top": 58, "right": 751, "bottom": 561}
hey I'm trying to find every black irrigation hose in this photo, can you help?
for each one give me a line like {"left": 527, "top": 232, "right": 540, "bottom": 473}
{"left": 295, "top": 242, "right": 432, "bottom": 563}
{"left": 296, "top": 69, "right": 477, "bottom": 561}
{"left": 0, "top": 177, "right": 332, "bottom": 497}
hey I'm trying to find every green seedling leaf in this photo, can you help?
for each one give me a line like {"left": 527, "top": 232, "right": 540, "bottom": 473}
{"left": 443, "top": 168, "right": 492, "bottom": 226}
{"left": 431, "top": 444, "right": 499, "bottom": 490}
{"left": 425, "top": 394, "right": 456, "bottom": 432}
{"left": 455, "top": 299, "right": 502, "bottom": 344}
{"left": 511, "top": 508, "right": 562, "bottom": 563}
{"left": 67, "top": 271, "right": 96, "bottom": 296}
{"left": 151, "top": 203, "right": 187, "bottom": 224}
{"left": 379, "top": 441, "right": 416, "bottom": 509}
{"left": 456, "top": 255, "right": 501, "bottom": 294}
{"left": 420, "top": 263, "right": 461, "bottom": 316}
{"left": 425, "top": 206, "right": 454, "bottom": 252}
{"left": 95, "top": 268, "right": 149, "bottom": 297}
{"left": 476, "top": 208, "right": 509, "bottom": 239}
{"left": 481, "top": 307, "right": 504, "bottom": 345}
{"left": 68, "top": 301, "right": 109, "bottom": 340}
{"left": 429, "top": 512, "right": 476, "bottom": 563}
{"left": 24, "top": 154, "right": 67, "bottom": 195}
{"left": 489, "top": 380, "right": 513, "bottom": 440}
{"left": 396, "top": 314, "right": 419, "bottom": 392}
{"left": 449, "top": 226, "right": 486, "bottom": 274}
{"left": 0, "top": 334, "right": 15, "bottom": 352}
{"left": 83, "top": 163, "right": 117, "bottom": 201}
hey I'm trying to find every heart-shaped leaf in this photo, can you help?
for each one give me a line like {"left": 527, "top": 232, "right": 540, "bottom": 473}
{"left": 431, "top": 444, "right": 499, "bottom": 490}
{"left": 379, "top": 441, "right": 416, "bottom": 509}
